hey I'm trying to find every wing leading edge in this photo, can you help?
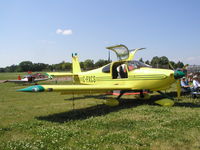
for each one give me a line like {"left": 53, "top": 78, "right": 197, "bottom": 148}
{"left": 17, "top": 84, "right": 134, "bottom": 94}
{"left": 4, "top": 80, "right": 28, "bottom": 83}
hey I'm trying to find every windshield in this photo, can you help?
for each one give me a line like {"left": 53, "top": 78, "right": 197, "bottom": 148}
{"left": 127, "top": 61, "right": 151, "bottom": 71}
{"left": 102, "top": 64, "right": 111, "bottom": 73}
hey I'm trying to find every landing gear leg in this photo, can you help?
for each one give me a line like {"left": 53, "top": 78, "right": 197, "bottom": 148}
{"left": 104, "top": 90, "right": 127, "bottom": 107}
{"left": 117, "top": 90, "right": 127, "bottom": 100}
{"left": 157, "top": 91, "right": 174, "bottom": 100}
{"left": 139, "top": 90, "right": 144, "bottom": 98}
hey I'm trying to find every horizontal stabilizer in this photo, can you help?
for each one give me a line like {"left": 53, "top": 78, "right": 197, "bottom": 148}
{"left": 46, "top": 72, "right": 77, "bottom": 78}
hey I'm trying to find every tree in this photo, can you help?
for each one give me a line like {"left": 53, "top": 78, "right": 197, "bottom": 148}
{"left": 60, "top": 62, "right": 71, "bottom": 71}
{"left": 150, "top": 56, "right": 160, "bottom": 68}
{"left": 150, "top": 56, "right": 171, "bottom": 68}
{"left": 159, "top": 56, "right": 169, "bottom": 65}
{"left": 169, "top": 61, "right": 177, "bottom": 69}
{"left": 61, "top": 61, "right": 67, "bottom": 71}
{"left": 94, "top": 59, "right": 110, "bottom": 68}
{"left": 80, "top": 62, "right": 85, "bottom": 70}
{"left": 54, "top": 63, "right": 62, "bottom": 71}
{"left": 4, "top": 65, "right": 19, "bottom": 72}
{"left": 32, "top": 63, "right": 49, "bottom": 71}
{"left": 139, "top": 58, "right": 144, "bottom": 63}
{"left": 65, "top": 62, "right": 72, "bottom": 71}
{"left": 83, "top": 59, "right": 94, "bottom": 70}
{"left": 19, "top": 61, "right": 33, "bottom": 72}
{"left": 145, "top": 60, "right": 150, "bottom": 65}
{"left": 0, "top": 68, "right": 5, "bottom": 72}
{"left": 176, "top": 61, "right": 184, "bottom": 68}
{"left": 0, "top": 56, "right": 185, "bottom": 72}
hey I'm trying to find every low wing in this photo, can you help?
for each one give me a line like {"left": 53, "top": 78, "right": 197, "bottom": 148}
{"left": 17, "top": 84, "right": 134, "bottom": 94}
{"left": 5, "top": 78, "right": 49, "bottom": 83}
{"left": 4, "top": 80, "right": 28, "bottom": 83}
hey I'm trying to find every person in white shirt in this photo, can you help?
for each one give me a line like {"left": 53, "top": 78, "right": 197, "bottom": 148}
{"left": 193, "top": 75, "right": 200, "bottom": 91}
{"left": 116, "top": 64, "right": 128, "bottom": 78}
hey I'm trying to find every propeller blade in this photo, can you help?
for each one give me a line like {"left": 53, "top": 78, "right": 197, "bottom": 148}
{"left": 168, "top": 61, "right": 175, "bottom": 70}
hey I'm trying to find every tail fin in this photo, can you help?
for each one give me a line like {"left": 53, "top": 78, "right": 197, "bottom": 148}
{"left": 72, "top": 53, "right": 81, "bottom": 74}
{"left": 18, "top": 75, "right": 21, "bottom": 80}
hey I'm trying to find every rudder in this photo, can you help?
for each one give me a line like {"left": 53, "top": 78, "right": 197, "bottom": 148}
{"left": 72, "top": 53, "right": 81, "bottom": 74}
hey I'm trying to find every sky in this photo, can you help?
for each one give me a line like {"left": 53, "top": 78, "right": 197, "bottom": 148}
{"left": 0, "top": 0, "right": 200, "bottom": 67}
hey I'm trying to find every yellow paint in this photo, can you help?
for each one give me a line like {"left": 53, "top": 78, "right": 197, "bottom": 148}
{"left": 176, "top": 79, "right": 181, "bottom": 98}
{"left": 154, "top": 98, "right": 175, "bottom": 107}
{"left": 31, "top": 45, "right": 184, "bottom": 106}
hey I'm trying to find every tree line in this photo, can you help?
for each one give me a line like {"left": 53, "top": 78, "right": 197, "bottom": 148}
{"left": 140, "top": 56, "right": 185, "bottom": 69}
{"left": 0, "top": 56, "right": 185, "bottom": 72}
{"left": 0, "top": 59, "right": 110, "bottom": 72}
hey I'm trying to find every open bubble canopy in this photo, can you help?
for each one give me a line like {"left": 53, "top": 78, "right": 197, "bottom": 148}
{"left": 106, "top": 44, "right": 129, "bottom": 61}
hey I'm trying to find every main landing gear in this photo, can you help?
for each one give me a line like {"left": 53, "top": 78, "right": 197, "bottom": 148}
{"left": 104, "top": 90, "right": 175, "bottom": 107}
{"left": 104, "top": 90, "right": 151, "bottom": 107}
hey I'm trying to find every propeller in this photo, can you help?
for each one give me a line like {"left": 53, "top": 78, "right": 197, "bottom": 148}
{"left": 168, "top": 61, "right": 175, "bottom": 70}
{"left": 168, "top": 61, "right": 185, "bottom": 98}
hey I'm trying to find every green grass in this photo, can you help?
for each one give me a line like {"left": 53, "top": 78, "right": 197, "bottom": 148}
{"left": 0, "top": 73, "right": 200, "bottom": 150}
{"left": 0, "top": 72, "right": 27, "bottom": 80}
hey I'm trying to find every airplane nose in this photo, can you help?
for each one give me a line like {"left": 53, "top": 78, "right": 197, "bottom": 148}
{"left": 17, "top": 85, "right": 45, "bottom": 92}
{"left": 174, "top": 70, "right": 185, "bottom": 79}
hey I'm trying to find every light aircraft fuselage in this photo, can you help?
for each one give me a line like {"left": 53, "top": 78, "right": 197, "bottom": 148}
{"left": 17, "top": 45, "right": 185, "bottom": 107}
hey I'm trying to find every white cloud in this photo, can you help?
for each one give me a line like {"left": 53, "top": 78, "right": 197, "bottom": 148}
{"left": 62, "top": 29, "right": 72, "bottom": 35}
{"left": 56, "top": 29, "right": 63, "bottom": 34}
{"left": 56, "top": 29, "right": 72, "bottom": 35}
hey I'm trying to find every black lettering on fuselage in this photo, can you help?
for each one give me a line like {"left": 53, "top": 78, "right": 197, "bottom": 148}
{"left": 83, "top": 76, "right": 96, "bottom": 83}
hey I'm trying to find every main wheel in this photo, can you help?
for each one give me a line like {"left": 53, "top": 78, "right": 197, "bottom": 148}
{"left": 135, "top": 93, "right": 151, "bottom": 100}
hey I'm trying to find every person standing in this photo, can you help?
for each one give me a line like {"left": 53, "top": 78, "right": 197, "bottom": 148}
{"left": 193, "top": 75, "right": 200, "bottom": 91}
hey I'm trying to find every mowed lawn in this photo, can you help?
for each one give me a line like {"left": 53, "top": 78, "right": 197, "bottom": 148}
{"left": 0, "top": 73, "right": 200, "bottom": 150}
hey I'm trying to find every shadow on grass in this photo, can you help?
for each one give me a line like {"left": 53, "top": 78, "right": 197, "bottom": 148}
{"left": 167, "top": 91, "right": 200, "bottom": 108}
{"left": 174, "top": 102, "right": 200, "bottom": 108}
{"left": 36, "top": 98, "right": 152, "bottom": 123}
{"left": 36, "top": 93, "right": 200, "bottom": 123}
{"left": 159, "top": 91, "right": 200, "bottom": 108}
{"left": 64, "top": 95, "right": 107, "bottom": 101}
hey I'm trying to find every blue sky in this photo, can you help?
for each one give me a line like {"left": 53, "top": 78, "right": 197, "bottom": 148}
{"left": 0, "top": 0, "right": 200, "bottom": 67}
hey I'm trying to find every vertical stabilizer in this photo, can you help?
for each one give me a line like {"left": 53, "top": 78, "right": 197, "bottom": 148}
{"left": 18, "top": 75, "right": 21, "bottom": 80}
{"left": 72, "top": 53, "right": 81, "bottom": 74}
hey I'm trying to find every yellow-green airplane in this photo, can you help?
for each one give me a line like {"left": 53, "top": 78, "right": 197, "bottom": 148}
{"left": 17, "top": 45, "right": 185, "bottom": 106}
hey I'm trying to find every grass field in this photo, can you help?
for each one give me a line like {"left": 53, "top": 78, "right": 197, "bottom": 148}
{"left": 0, "top": 72, "right": 27, "bottom": 80}
{"left": 0, "top": 73, "right": 200, "bottom": 150}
